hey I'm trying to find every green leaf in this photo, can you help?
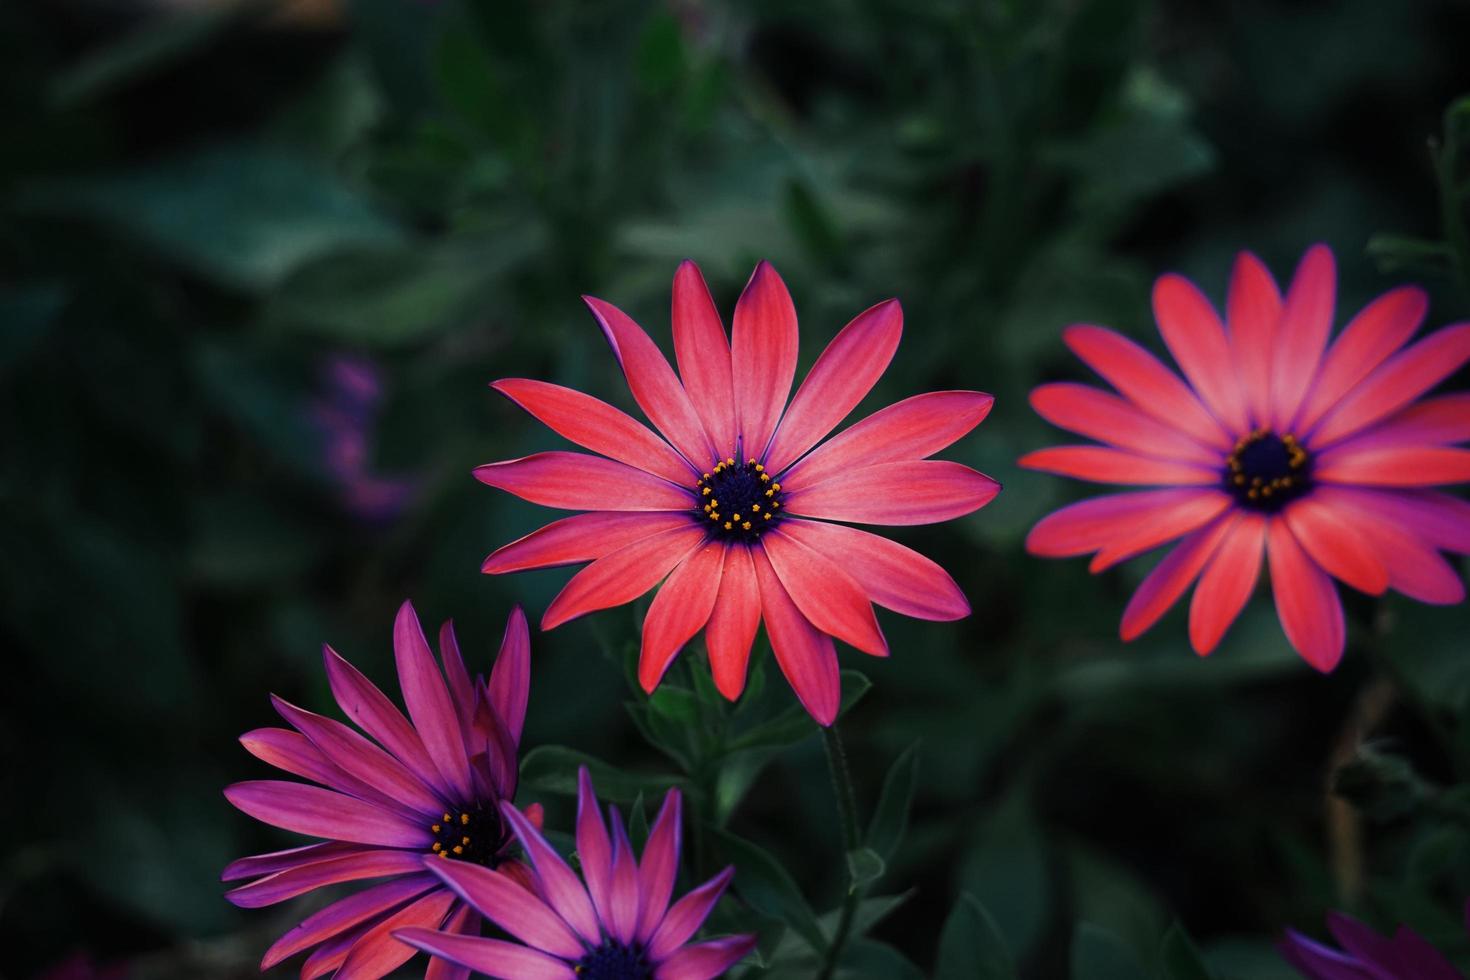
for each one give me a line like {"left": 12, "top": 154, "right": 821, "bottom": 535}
{"left": 1160, "top": 922, "right": 1213, "bottom": 980}
{"left": 714, "top": 829, "right": 826, "bottom": 954}
{"left": 936, "top": 894, "right": 1016, "bottom": 980}
{"left": 846, "top": 847, "right": 886, "bottom": 891}
{"left": 730, "top": 670, "right": 871, "bottom": 751}
{"left": 1071, "top": 923, "right": 1152, "bottom": 980}
{"left": 960, "top": 792, "right": 1051, "bottom": 957}
{"left": 865, "top": 743, "right": 919, "bottom": 860}
{"left": 518, "top": 746, "right": 684, "bottom": 803}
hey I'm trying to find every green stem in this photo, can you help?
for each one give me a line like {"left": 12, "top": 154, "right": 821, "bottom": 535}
{"left": 817, "top": 723, "right": 862, "bottom": 980}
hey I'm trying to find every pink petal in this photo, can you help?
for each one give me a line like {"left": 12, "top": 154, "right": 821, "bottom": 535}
{"left": 1311, "top": 323, "right": 1470, "bottom": 446}
{"left": 1118, "top": 515, "right": 1235, "bottom": 641}
{"left": 499, "top": 801, "right": 603, "bottom": 944}
{"left": 422, "top": 860, "right": 585, "bottom": 959}
{"left": 647, "top": 867, "right": 735, "bottom": 962}
{"left": 334, "top": 888, "right": 457, "bottom": 980}
{"left": 1019, "top": 446, "right": 1218, "bottom": 485}
{"left": 1303, "top": 488, "right": 1465, "bottom": 605}
{"left": 1266, "top": 518, "right": 1346, "bottom": 671}
{"left": 226, "top": 848, "right": 425, "bottom": 908}
{"left": 784, "top": 459, "right": 1000, "bottom": 526}
{"left": 704, "top": 543, "right": 761, "bottom": 700}
{"left": 672, "top": 260, "right": 737, "bottom": 454}
{"left": 731, "top": 261, "right": 799, "bottom": 460}
{"left": 1316, "top": 446, "right": 1470, "bottom": 487}
{"left": 323, "top": 644, "right": 445, "bottom": 798}
{"left": 489, "top": 606, "right": 530, "bottom": 745}
{"left": 491, "top": 379, "right": 693, "bottom": 484}
{"left": 752, "top": 546, "right": 841, "bottom": 725}
{"left": 238, "top": 728, "right": 415, "bottom": 820}
{"left": 424, "top": 905, "right": 479, "bottom": 980}
{"left": 1225, "top": 251, "right": 1283, "bottom": 427}
{"left": 762, "top": 529, "right": 887, "bottom": 656}
{"left": 1063, "top": 324, "right": 1229, "bottom": 449}
{"left": 475, "top": 452, "right": 692, "bottom": 512}
{"left": 395, "top": 601, "right": 474, "bottom": 804}
{"left": 1190, "top": 514, "right": 1267, "bottom": 655}
{"left": 1337, "top": 394, "right": 1470, "bottom": 452}
{"left": 223, "top": 840, "right": 361, "bottom": 882}
{"left": 1090, "top": 491, "right": 1236, "bottom": 571}
{"left": 782, "top": 390, "right": 994, "bottom": 486}
{"left": 606, "top": 809, "right": 640, "bottom": 944}
{"left": 764, "top": 299, "right": 903, "bottom": 474}
{"left": 300, "top": 919, "right": 367, "bottom": 979}
{"left": 636, "top": 789, "right": 683, "bottom": 943}
{"left": 1029, "top": 383, "right": 1221, "bottom": 465}
{"left": 1325, "top": 488, "right": 1470, "bottom": 554}
{"left": 639, "top": 540, "right": 726, "bottom": 692}
{"left": 261, "top": 874, "right": 438, "bottom": 970}
{"left": 1269, "top": 244, "right": 1337, "bottom": 428}
{"left": 1026, "top": 489, "right": 1232, "bottom": 561}
{"left": 224, "top": 780, "right": 432, "bottom": 848}
{"left": 1152, "top": 273, "right": 1250, "bottom": 433}
{"left": 775, "top": 519, "right": 969, "bottom": 621}
{"left": 438, "top": 621, "right": 474, "bottom": 732}
{"left": 654, "top": 935, "right": 758, "bottom": 980}
{"left": 394, "top": 928, "right": 576, "bottom": 980}
{"left": 584, "top": 294, "right": 714, "bottom": 466}
{"left": 1291, "top": 286, "right": 1428, "bottom": 433}
{"left": 482, "top": 512, "right": 697, "bottom": 574}
{"left": 576, "top": 767, "right": 614, "bottom": 930}
{"left": 542, "top": 524, "right": 705, "bottom": 630}
{"left": 1281, "top": 498, "right": 1389, "bottom": 595}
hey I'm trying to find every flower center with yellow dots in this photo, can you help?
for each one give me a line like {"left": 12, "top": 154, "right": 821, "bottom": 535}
{"left": 695, "top": 456, "right": 784, "bottom": 540}
{"left": 574, "top": 939, "right": 652, "bottom": 979}
{"left": 428, "top": 805, "right": 512, "bottom": 868}
{"left": 1224, "top": 429, "right": 1311, "bottom": 512}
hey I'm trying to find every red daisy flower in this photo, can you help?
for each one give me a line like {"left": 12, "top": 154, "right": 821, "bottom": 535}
{"left": 477, "top": 260, "right": 998, "bottom": 724}
{"left": 1023, "top": 244, "right": 1470, "bottom": 670}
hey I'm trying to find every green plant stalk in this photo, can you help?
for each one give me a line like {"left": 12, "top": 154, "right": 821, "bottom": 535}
{"left": 816, "top": 722, "right": 862, "bottom": 980}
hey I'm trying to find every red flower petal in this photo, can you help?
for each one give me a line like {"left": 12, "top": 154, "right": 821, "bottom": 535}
{"left": 776, "top": 519, "right": 969, "bottom": 621}
{"left": 672, "top": 260, "right": 737, "bottom": 453}
{"left": 732, "top": 261, "right": 800, "bottom": 460}
{"left": 1309, "top": 488, "right": 1465, "bottom": 605}
{"left": 1339, "top": 394, "right": 1470, "bottom": 452}
{"left": 261, "top": 875, "right": 438, "bottom": 970}
{"left": 704, "top": 544, "right": 761, "bottom": 701}
{"left": 639, "top": 540, "right": 726, "bottom": 692}
{"left": 762, "top": 529, "right": 888, "bottom": 657}
{"left": 481, "top": 512, "right": 696, "bottom": 575}
{"left": 334, "top": 889, "right": 457, "bottom": 979}
{"left": 542, "top": 525, "right": 705, "bottom": 630}
{"left": 751, "top": 546, "right": 840, "bottom": 726}
{"left": 1025, "top": 489, "right": 1231, "bottom": 562}
{"left": 475, "top": 452, "right": 692, "bottom": 512}
{"left": 1153, "top": 273, "right": 1251, "bottom": 433}
{"left": 1311, "top": 323, "right": 1470, "bottom": 447}
{"left": 1269, "top": 244, "right": 1337, "bottom": 428}
{"left": 1019, "top": 446, "right": 1218, "bottom": 486}
{"left": 784, "top": 459, "right": 999, "bottom": 526}
{"left": 1315, "top": 446, "right": 1470, "bottom": 487}
{"left": 1119, "top": 515, "right": 1235, "bottom": 642}
{"left": 1030, "top": 383, "right": 1221, "bottom": 465}
{"left": 1189, "top": 513, "right": 1267, "bottom": 655}
{"left": 1266, "top": 518, "right": 1346, "bottom": 671}
{"left": 1226, "top": 251, "right": 1283, "bottom": 427}
{"left": 1282, "top": 497, "right": 1389, "bottom": 595}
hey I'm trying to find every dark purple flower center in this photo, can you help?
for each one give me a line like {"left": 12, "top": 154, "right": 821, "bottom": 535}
{"left": 695, "top": 456, "right": 785, "bottom": 540}
{"left": 1224, "top": 429, "right": 1311, "bottom": 512}
{"left": 429, "top": 805, "right": 511, "bottom": 868}
{"left": 574, "top": 939, "right": 652, "bottom": 980}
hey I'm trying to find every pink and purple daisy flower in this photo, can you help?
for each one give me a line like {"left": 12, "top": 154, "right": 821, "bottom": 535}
{"left": 223, "top": 602, "right": 536, "bottom": 979}
{"left": 1280, "top": 907, "right": 1469, "bottom": 979}
{"left": 477, "top": 260, "right": 999, "bottom": 724}
{"left": 394, "top": 767, "right": 756, "bottom": 980}
{"left": 1024, "top": 244, "right": 1470, "bottom": 670}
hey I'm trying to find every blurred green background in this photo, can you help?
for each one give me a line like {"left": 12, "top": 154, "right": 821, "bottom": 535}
{"left": 3, "top": 0, "right": 1470, "bottom": 977}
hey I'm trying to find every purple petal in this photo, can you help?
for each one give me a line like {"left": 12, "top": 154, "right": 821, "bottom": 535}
{"left": 425, "top": 904, "right": 479, "bottom": 980}
{"left": 395, "top": 601, "right": 475, "bottom": 804}
{"left": 226, "top": 848, "right": 425, "bottom": 908}
{"left": 1277, "top": 929, "right": 1386, "bottom": 980}
{"left": 395, "top": 928, "right": 577, "bottom": 980}
{"left": 499, "top": 800, "right": 603, "bottom": 945}
{"left": 489, "top": 606, "right": 531, "bottom": 745}
{"left": 636, "top": 789, "right": 683, "bottom": 943}
{"left": 323, "top": 643, "right": 447, "bottom": 797}
{"left": 238, "top": 727, "right": 418, "bottom": 821}
{"left": 653, "top": 935, "right": 758, "bottom": 980}
{"left": 334, "top": 888, "right": 457, "bottom": 979}
{"left": 260, "top": 874, "right": 438, "bottom": 969}
{"left": 647, "top": 867, "right": 734, "bottom": 962}
{"left": 606, "top": 807, "right": 640, "bottom": 945}
{"left": 221, "top": 840, "right": 360, "bottom": 882}
{"left": 576, "top": 767, "right": 614, "bottom": 932}
{"left": 224, "top": 780, "right": 431, "bottom": 848}
{"left": 438, "top": 620, "right": 476, "bottom": 732}
{"left": 422, "top": 858, "right": 586, "bottom": 959}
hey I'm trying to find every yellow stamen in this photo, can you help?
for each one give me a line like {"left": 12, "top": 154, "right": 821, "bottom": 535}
{"left": 742, "top": 521, "right": 752, "bottom": 530}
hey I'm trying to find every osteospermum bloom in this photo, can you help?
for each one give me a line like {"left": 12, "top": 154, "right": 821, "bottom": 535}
{"left": 223, "top": 602, "right": 536, "bottom": 979}
{"left": 1023, "top": 244, "right": 1470, "bottom": 669}
{"left": 477, "top": 260, "right": 998, "bottom": 723}
{"left": 395, "top": 767, "right": 756, "bottom": 980}
{"left": 1280, "top": 907, "right": 1469, "bottom": 979}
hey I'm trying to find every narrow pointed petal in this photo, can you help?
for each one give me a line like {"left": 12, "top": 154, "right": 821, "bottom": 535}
{"left": 394, "top": 928, "right": 577, "bottom": 980}
{"left": 1190, "top": 514, "right": 1267, "bottom": 655}
{"left": 1278, "top": 930, "right": 1378, "bottom": 980}
{"left": 1153, "top": 273, "right": 1250, "bottom": 433}
{"left": 1063, "top": 324, "right": 1229, "bottom": 449}
{"left": 647, "top": 867, "right": 735, "bottom": 962}
{"left": 1269, "top": 244, "right": 1336, "bottom": 427}
{"left": 482, "top": 512, "right": 696, "bottom": 574}
{"left": 542, "top": 524, "right": 705, "bottom": 630}
{"left": 764, "top": 299, "right": 903, "bottom": 474}
{"left": 607, "top": 809, "right": 641, "bottom": 944}
{"left": 640, "top": 540, "right": 726, "bottom": 692}
{"left": 1026, "top": 489, "right": 1232, "bottom": 562}
{"left": 334, "top": 889, "right": 457, "bottom": 980}
{"left": 1311, "top": 323, "right": 1470, "bottom": 446}
{"left": 1282, "top": 498, "right": 1389, "bottom": 595}
{"left": 1030, "top": 383, "right": 1221, "bottom": 464}
{"left": 394, "top": 602, "right": 474, "bottom": 803}
{"left": 1267, "top": 518, "right": 1346, "bottom": 671}
{"left": 752, "top": 546, "right": 841, "bottom": 725}
{"left": 438, "top": 621, "right": 474, "bottom": 730}
{"left": 1338, "top": 394, "right": 1470, "bottom": 452}
{"left": 576, "top": 767, "right": 614, "bottom": 928}
{"left": 1019, "top": 446, "right": 1218, "bottom": 485}
{"left": 673, "top": 260, "right": 737, "bottom": 453}
{"left": 655, "top": 935, "right": 759, "bottom": 980}
{"left": 1303, "top": 487, "right": 1466, "bottom": 604}
{"left": 636, "top": 789, "right": 683, "bottom": 943}
{"left": 784, "top": 460, "right": 1000, "bottom": 526}
{"left": 731, "top": 261, "right": 799, "bottom": 460}
{"left": 223, "top": 840, "right": 360, "bottom": 882}
{"left": 782, "top": 390, "right": 993, "bottom": 486}
{"left": 475, "top": 452, "right": 692, "bottom": 512}
{"left": 1316, "top": 446, "right": 1470, "bottom": 486}
{"left": 424, "top": 906, "right": 478, "bottom": 980}
{"left": 1119, "top": 515, "right": 1235, "bottom": 642}
{"left": 224, "top": 780, "right": 431, "bottom": 848}
{"left": 704, "top": 543, "right": 761, "bottom": 700}
{"left": 322, "top": 645, "right": 445, "bottom": 797}
{"left": 1326, "top": 488, "right": 1470, "bottom": 554}
{"left": 1226, "top": 251, "right": 1284, "bottom": 426}
{"left": 260, "top": 875, "right": 438, "bottom": 970}
{"left": 1292, "top": 286, "right": 1428, "bottom": 433}
{"left": 422, "top": 860, "right": 585, "bottom": 958}
{"left": 1090, "top": 491, "right": 1235, "bottom": 572}
{"left": 226, "top": 849, "right": 426, "bottom": 908}
{"left": 499, "top": 801, "right": 602, "bottom": 944}
{"left": 585, "top": 295, "right": 714, "bottom": 466}
{"left": 776, "top": 519, "right": 968, "bottom": 620}
{"left": 762, "top": 529, "right": 887, "bottom": 656}
{"left": 488, "top": 606, "right": 530, "bottom": 745}
{"left": 238, "top": 728, "right": 415, "bottom": 819}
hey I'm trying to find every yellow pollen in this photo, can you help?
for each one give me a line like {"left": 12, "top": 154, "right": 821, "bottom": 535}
{"left": 732, "top": 513, "right": 741, "bottom": 521}
{"left": 460, "top": 813, "right": 470, "bottom": 825}
{"left": 726, "top": 457, "right": 735, "bottom": 466}
{"left": 702, "top": 486, "right": 711, "bottom": 496}
{"left": 751, "top": 503, "right": 760, "bottom": 511}
{"left": 760, "top": 473, "right": 770, "bottom": 483}
{"left": 765, "top": 488, "right": 774, "bottom": 497}
{"left": 772, "top": 482, "right": 781, "bottom": 491}
{"left": 772, "top": 501, "right": 780, "bottom": 509}
{"left": 431, "top": 824, "right": 441, "bottom": 833}
{"left": 747, "top": 458, "right": 757, "bottom": 465}
{"left": 755, "top": 464, "right": 765, "bottom": 472}
{"left": 724, "top": 522, "right": 732, "bottom": 530}
{"left": 432, "top": 842, "right": 442, "bottom": 851}
{"left": 453, "top": 845, "right": 464, "bottom": 855}
{"left": 763, "top": 512, "right": 771, "bottom": 520}
{"left": 442, "top": 813, "right": 452, "bottom": 823}
{"left": 461, "top": 836, "right": 470, "bottom": 845}
{"left": 742, "top": 521, "right": 752, "bottom": 530}
{"left": 702, "top": 472, "right": 710, "bottom": 480}
{"left": 438, "top": 850, "right": 450, "bottom": 858}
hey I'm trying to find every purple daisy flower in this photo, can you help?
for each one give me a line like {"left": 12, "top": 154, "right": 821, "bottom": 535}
{"left": 223, "top": 601, "right": 539, "bottom": 979}
{"left": 394, "top": 767, "right": 757, "bottom": 980}
{"left": 1280, "top": 907, "right": 1469, "bottom": 979}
